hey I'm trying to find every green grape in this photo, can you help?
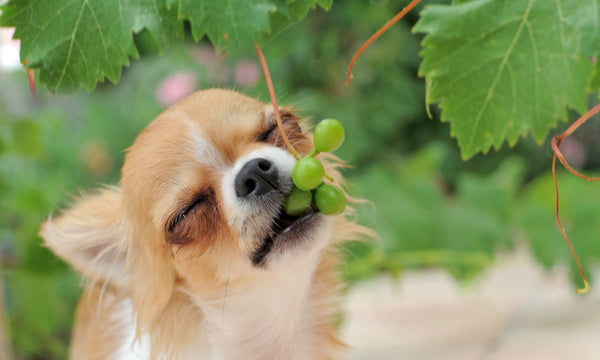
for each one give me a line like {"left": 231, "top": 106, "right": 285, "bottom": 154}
{"left": 314, "top": 119, "right": 345, "bottom": 153}
{"left": 292, "top": 157, "right": 325, "bottom": 191}
{"left": 283, "top": 186, "right": 312, "bottom": 216}
{"left": 314, "top": 184, "right": 346, "bottom": 215}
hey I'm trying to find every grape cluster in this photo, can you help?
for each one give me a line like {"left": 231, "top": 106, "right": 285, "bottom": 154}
{"left": 283, "top": 119, "right": 347, "bottom": 216}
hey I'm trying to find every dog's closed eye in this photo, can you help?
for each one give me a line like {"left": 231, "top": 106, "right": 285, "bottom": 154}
{"left": 256, "top": 123, "right": 279, "bottom": 142}
{"left": 166, "top": 190, "right": 214, "bottom": 245}
{"left": 168, "top": 193, "right": 206, "bottom": 232}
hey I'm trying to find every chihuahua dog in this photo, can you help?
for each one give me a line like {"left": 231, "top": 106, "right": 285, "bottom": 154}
{"left": 41, "top": 89, "right": 370, "bottom": 360}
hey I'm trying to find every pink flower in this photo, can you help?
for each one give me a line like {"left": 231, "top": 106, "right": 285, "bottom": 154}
{"left": 155, "top": 71, "right": 198, "bottom": 107}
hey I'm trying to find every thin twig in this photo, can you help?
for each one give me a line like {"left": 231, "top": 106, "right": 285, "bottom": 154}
{"left": 254, "top": 44, "right": 300, "bottom": 158}
{"left": 551, "top": 103, "right": 600, "bottom": 294}
{"left": 22, "top": 59, "right": 39, "bottom": 102}
{"left": 26, "top": 68, "right": 38, "bottom": 101}
{"left": 346, "top": 0, "right": 423, "bottom": 85}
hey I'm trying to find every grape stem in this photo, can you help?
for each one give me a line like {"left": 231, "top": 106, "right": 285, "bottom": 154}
{"left": 306, "top": 150, "right": 333, "bottom": 181}
{"left": 254, "top": 43, "right": 300, "bottom": 159}
{"left": 22, "top": 59, "right": 39, "bottom": 102}
{"left": 345, "top": 0, "right": 423, "bottom": 86}
{"left": 551, "top": 102, "right": 600, "bottom": 294}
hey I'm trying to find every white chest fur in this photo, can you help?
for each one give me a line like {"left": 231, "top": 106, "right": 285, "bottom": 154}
{"left": 199, "top": 270, "right": 318, "bottom": 360}
{"left": 113, "top": 300, "right": 151, "bottom": 360}
{"left": 114, "top": 260, "right": 321, "bottom": 360}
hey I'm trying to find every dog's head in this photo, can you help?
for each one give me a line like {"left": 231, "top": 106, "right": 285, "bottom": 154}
{"left": 41, "top": 89, "right": 359, "bottom": 328}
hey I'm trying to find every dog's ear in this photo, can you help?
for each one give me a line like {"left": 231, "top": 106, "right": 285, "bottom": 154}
{"left": 40, "top": 187, "right": 128, "bottom": 284}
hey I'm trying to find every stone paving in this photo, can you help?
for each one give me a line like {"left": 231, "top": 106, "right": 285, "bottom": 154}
{"left": 342, "top": 246, "right": 600, "bottom": 360}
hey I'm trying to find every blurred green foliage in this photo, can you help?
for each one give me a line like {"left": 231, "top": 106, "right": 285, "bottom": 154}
{"left": 1, "top": 0, "right": 600, "bottom": 358}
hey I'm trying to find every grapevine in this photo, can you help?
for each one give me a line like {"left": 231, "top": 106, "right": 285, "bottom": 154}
{"left": 255, "top": 44, "right": 347, "bottom": 216}
{"left": 551, "top": 103, "right": 600, "bottom": 294}
{"left": 254, "top": 44, "right": 300, "bottom": 159}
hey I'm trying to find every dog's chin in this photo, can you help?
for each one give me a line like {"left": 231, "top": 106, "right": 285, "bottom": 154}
{"left": 251, "top": 205, "right": 324, "bottom": 268}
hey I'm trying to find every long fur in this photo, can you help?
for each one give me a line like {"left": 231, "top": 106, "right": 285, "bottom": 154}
{"left": 41, "top": 89, "right": 373, "bottom": 360}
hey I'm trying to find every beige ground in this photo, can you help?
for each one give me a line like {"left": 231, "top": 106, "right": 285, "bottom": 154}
{"left": 343, "top": 246, "right": 600, "bottom": 360}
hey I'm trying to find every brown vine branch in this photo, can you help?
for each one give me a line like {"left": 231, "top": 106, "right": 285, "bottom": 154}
{"left": 551, "top": 103, "right": 600, "bottom": 294}
{"left": 22, "top": 59, "right": 38, "bottom": 101}
{"left": 345, "top": 0, "right": 423, "bottom": 86}
{"left": 254, "top": 43, "right": 300, "bottom": 159}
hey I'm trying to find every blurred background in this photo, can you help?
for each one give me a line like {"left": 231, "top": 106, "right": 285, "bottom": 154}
{"left": 2, "top": 1, "right": 600, "bottom": 359}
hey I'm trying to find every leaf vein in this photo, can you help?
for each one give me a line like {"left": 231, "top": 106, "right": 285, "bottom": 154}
{"left": 446, "top": 87, "right": 491, "bottom": 121}
{"left": 505, "top": 62, "right": 517, "bottom": 127}
{"left": 56, "top": 0, "right": 87, "bottom": 89}
{"left": 555, "top": 0, "right": 573, "bottom": 97}
{"left": 524, "top": 18, "right": 540, "bottom": 125}
{"left": 425, "top": 16, "right": 523, "bottom": 70}
{"left": 84, "top": 1, "right": 111, "bottom": 68}
{"left": 28, "top": 0, "right": 80, "bottom": 52}
{"left": 465, "top": 0, "right": 535, "bottom": 152}
{"left": 435, "top": 56, "right": 507, "bottom": 97}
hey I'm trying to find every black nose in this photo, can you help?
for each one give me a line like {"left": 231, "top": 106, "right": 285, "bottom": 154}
{"left": 235, "top": 158, "right": 279, "bottom": 198}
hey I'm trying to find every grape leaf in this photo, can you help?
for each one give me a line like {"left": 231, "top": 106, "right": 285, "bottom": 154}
{"left": 166, "top": 0, "right": 275, "bottom": 49}
{"left": 261, "top": 0, "right": 332, "bottom": 46}
{"left": 566, "top": 0, "right": 600, "bottom": 56}
{"left": 167, "top": 0, "right": 331, "bottom": 49}
{"left": 288, "top": 0, "right": 332, "bottom": 19}
{"left": 316, "top": 0, "right": 333, "bottom": 10}
{"left": 128, "top": 0, "right": 184, "bottom": 51}
{"left": 0, "top": 0, "right": 182, "bottom": 92}
{"left": 0, "top": 0, "right": 329, "bottom": 92}
{"left": 414, "top": 0, "right": 597, "bottom": 159}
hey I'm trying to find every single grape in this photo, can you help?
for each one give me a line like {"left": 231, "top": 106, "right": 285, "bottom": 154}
{"left": 314, "top": 184, "right": 346, "bottom": 215}
{"left": 292, "top": 157, "right": 325, "bottom": 191}
{"left": 283, "top": 186, "right": 312, "bottom": 216}
{"left": 314, "top": 119, "right": 345, "bottom": 153}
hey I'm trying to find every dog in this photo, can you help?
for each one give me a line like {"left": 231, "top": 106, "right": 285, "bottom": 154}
{"left": 41, "top": 89, "right": 371, "bottom": 360}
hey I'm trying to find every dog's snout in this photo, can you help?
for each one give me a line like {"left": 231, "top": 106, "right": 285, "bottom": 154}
{"left": 235, "top": 158, "right": 279, "bottom": 198}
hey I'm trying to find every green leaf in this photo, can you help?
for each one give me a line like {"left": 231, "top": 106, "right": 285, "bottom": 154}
{"left": 316, "top": 0, "right": 333, "bottom": 10}
{"left": 127, "top": 0, "right": 184, "bottom": 52}
{"left": 168, "top": 0, "right": 276, "bottom": 49}
{"left": 168, "top": 0, "right": 328, "bottom": 49}
{"left": 567, "top": 0, "right": 600, "bottom": 56}
{"left": 0, "top": 0, "right": 329, "bottom": 91}
{"left": 414, "top": 0, "right": 596, "bottom": 159}
{"left": 0, "top": 0, "right": 182, "bottom": 92}
{"left": 288, "top": 0, "right": 331, "bottom": 19}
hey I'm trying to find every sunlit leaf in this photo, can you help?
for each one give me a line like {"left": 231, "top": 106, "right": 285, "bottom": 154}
{"left": 414, "top": 0, "right": 598, "bottom": 158}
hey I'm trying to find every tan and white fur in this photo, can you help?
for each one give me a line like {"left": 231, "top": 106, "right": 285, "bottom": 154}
{"left": 41, "top": 89, "right": 370, "bottom": 360}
